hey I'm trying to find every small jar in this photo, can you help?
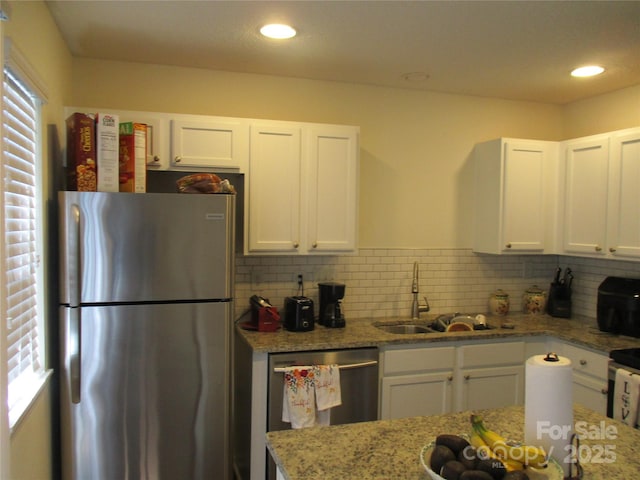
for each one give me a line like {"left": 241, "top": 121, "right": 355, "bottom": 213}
{"left": 489, "top": 289, "right": 510, "bottom": 316}
{"left": 523, "top": 285, "right": 546, "bottom": 314}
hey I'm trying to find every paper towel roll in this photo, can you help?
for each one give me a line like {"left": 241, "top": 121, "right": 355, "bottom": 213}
{"left": 524, "top": 353, "right": 573, "bottom": 477}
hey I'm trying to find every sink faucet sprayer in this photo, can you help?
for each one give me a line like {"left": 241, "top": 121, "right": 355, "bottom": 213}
{"left": 411, "top": 262, "right": 430, "bottom": 319}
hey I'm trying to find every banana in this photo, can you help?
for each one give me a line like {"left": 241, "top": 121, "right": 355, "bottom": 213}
{"left": 469, "top": 430, "right": 525, "bottom": 472}
{"left": 470, "top": 414, "right": 548, "bottom": 468}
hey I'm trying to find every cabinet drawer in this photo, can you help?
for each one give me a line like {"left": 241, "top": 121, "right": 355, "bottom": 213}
{"left": 458, "top": 341, "right": 524, "bottom": 368}
{"left": 562, "top": 343, "right": 608, "bottom": 380}
{"left": 383, "top": 346, "right": 455, "bottom": 375}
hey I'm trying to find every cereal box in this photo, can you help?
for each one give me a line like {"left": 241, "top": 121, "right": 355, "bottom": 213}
{"left": 95, "top": 113, "right": 120, "bottom": 192}
{"left": 118, "top": 122, "right": 147, "bottom": 193}
{"left": 66, "top": 112, "right": 96, "bottom": 191}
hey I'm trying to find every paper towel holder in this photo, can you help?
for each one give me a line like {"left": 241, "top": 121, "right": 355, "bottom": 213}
{"left": 566, "top": 432, "right": 584, "bottom": 479}
{"left": 544, "top": 352, "right": 560, "bottom": 362}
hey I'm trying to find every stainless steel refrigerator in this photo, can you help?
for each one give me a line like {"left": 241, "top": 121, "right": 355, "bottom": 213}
{"left": 58, "top": 191, "right": 235, "bottom": 480}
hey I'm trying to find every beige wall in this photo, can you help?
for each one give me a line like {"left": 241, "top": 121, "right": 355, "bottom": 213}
{"left": 562, "top": 84, "right": 640, "bottom": 138}
{"left": 4, "top": 1, "right": 73, "bottom": 479}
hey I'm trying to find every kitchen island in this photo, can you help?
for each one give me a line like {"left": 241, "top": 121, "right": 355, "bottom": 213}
{"left": 266, "top": 403, "right": 640, "bottom": 479}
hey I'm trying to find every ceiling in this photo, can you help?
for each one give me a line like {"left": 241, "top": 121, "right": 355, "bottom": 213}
{"left": 45, "top": 0, "right": 640, "bottom": 105}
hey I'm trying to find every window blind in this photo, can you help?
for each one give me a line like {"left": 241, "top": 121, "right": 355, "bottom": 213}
{"left": 2, "top": 69, "right": 43, "bottom": 422}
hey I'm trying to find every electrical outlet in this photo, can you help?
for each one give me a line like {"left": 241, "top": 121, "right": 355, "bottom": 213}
{"left": 297, "top": 274, "right": 303, "bottom": 287}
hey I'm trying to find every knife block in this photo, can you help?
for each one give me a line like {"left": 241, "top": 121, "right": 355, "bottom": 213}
{"left": 547, "top": 283, "right": 572, "bottom": 318}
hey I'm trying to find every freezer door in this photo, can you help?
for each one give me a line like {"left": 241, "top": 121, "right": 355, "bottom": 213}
{"left": 60, "top": 302, "right": 231, "bottom": 480}
{"left": 59, "top": 191, "right": 235, "bottom": 304}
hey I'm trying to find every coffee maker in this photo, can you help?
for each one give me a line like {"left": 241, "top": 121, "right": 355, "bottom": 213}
{"left": 318, "top": 282, "right": 346, "bottom": 328}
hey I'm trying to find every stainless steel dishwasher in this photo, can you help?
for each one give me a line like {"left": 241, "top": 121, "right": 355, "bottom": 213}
{"left": 267, "top": 348, "right": 379, "bottom": 479}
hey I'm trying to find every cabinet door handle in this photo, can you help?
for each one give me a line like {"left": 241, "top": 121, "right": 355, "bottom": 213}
{"left": 609, "top": 247, "right": 617, "bottom": 253}
{"left": 447, "top": 375, "right": 453, "bottom": 382}
{"left": 505, "top": 243, "right": 512, "bottom": 249}
{"left": 152, "top": 155, "right": 160, "bottom": 163}
{"left": 580, "top": 359, "right": 587, "bottom": 366}
{"left": 595, "top": 245, "right": 602, "bottom": 252}
{"left": 293, "top": 242, "right": 299, "bottom": 249}
{"left": 174, "top": 156, "right": 182, "bottom": 163}
{"left": 312, "top": 242, "right": 318, "bottom": 249}
{"left": 464, "top": 374, "right": 470, "bottom": 380}
{"left": 601, "top": 388, "right": 608, "bottom": 395}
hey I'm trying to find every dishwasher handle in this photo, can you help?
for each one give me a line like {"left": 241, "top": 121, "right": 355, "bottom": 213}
{"left": 273, "top": 360, "right": 377, "bottom": 373}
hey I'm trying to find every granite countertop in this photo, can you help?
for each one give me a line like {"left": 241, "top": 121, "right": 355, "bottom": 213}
{"left": 266, "top": 404, "right": 640, "bottom": 479}
{"left": 236, "top": 312, "right": 640, "bottom": 355}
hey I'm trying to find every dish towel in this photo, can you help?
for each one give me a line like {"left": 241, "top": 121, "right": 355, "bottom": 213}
{"left": 314, "top": 364, "right": 342, "bottom": 426}
{"left": 282, "top": 367, "right": 316, "bottom": 429}
{"left": 613, "top": 368, "right": 640, "bottom": 428}
{"left": 281, "top": 365, "right": 342, "bottom": 429}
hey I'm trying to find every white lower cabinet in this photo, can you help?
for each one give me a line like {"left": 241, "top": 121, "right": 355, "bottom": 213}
{"left": 456, "top": 341, "right": 525, "bottom": 411}
{"left": 380, "top": 340, "right": 525, "bottom": 419}
{"left": 550, "top": 340, "right": 609, "bottom": 415}
{"left": 380, "top": 346, "right": 455, "bottom": 419}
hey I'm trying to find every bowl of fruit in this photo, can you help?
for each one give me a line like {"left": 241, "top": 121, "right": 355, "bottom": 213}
{"left": 419, "top": 415, "right": 565, "bottom": 480}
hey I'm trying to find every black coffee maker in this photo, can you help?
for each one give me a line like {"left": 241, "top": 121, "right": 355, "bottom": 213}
{"left": 318, "top": 282, "right": 346, "bottom": 328}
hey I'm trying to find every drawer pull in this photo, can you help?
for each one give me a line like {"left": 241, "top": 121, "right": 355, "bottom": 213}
{"left": 601, "top": 388, "right": 608, "bottom": 395}
{"left": 464, "top": 374, "right": 470, "bottom": 380}
{"left": 447, "top": 375, "right": 453, "bottom": 382}
{"left": 580, "top": 359, "right": 587, "bottom": 366}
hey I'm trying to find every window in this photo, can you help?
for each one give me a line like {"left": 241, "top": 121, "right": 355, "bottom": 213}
{"left": 2, "top": 60, "right": 47, "bottom": 428}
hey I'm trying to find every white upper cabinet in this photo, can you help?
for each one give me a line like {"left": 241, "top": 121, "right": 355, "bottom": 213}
{"left": 304, "top": 126, "right": 358, "bottom": 253}
{"left": 170, "top": 117, "right": 248, "bottom": 172}
{"left": 473, "top": 138, "right": 557, "bottom": 254}
{"left": 607, "top": 129, "right": 640, "bottom": 259}
{"left": 247, "top": 124, "right": 302, "bottom": 253}
{"left": 245, "top": 122, "right": 359, "bottom": 255}
{"left": 561, "top": 134, "right": 610, "bottom": 255}
{"left": 560, "top": 127, "right": 640, "bottom": 259}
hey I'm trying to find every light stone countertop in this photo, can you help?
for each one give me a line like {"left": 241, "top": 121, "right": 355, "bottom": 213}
{"left": 266, "top": 404, "right": 639, "bottom": 480}
{"left": 236, "top": 312, "right": 640, "bottom": 355}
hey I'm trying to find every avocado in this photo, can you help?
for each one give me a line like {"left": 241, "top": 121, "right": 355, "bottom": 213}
{"left": 430, "top": 445, "right": 456, "bottom": 474}
{"left": 436, "top": 434, "right": 471, "bottom": 455}
{"left": 440, "top": 460, "right": 467, "bottom": 480}
{"left": 457, "top": 445, "right": 478, "bottom": 470}
{"left": 476, "top": 457, "right": 507, "bottom": 479}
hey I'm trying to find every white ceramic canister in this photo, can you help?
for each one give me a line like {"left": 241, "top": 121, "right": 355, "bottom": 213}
{"left": 522, "top": 285, "right": 547, "bottom": 314}
{"left": 489, "top": 289, "right": 510, "bottom": 316}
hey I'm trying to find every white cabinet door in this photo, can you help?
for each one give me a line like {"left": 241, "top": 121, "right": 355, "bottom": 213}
{"left": 562, "top": 136, "right": 610, "bottom": 255}
{"left": 245, "top": 122, "right": 359, "bottom": 255}
{"left": 247, "top": 125, "right": 302, "bottom": 253}
{"left": 572, "top": 372, "right": 608, "bottom": 415}
{"left": 608, "top": 129, "right": 640, "bottom": 258}
{"left": 473, "top": 138, "right": 556, "bottom": 254}
{"left": 380, "top": 372, "right": 454, "bottom": 419}
{"left": 304, "top": 126, "right": 358, "bottom": 253}
{"left": 170, "top": 118, "right": 248, "bottom": 171}
{"left": 457, "top": 365, "right": 524, "bottom": 411}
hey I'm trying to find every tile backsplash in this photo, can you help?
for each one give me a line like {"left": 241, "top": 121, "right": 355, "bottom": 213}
{"left": 234, "top": 249, "right": 640, "bottom": 322}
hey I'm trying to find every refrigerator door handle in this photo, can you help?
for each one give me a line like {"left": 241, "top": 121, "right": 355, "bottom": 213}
{"left": 65, "top": 307, "right": 81, "bottom": 404}
{"left": 68, "top": 203, "right": 81, "bottom": 307}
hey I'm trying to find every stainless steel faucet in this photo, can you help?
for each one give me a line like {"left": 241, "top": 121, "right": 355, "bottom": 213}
{"left": 411, "top": 261, "right": 430, "bottom": 319}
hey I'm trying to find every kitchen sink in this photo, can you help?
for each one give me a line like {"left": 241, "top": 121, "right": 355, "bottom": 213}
{"left": 374, "top": 322, "right": 435, "bottom": 334}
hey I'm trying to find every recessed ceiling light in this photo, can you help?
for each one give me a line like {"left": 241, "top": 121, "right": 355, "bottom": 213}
{"left": 260, "top": 24, "right": 296, "bottom": 39}
{"left": 571, "top": 65, "right": 605, "bottom": 77}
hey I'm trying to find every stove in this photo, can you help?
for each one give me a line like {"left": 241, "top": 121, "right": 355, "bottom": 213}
{"left": 609, "top": 348, "right": 640, "bottom": 371}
